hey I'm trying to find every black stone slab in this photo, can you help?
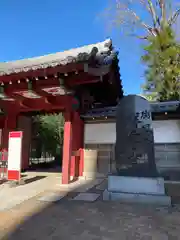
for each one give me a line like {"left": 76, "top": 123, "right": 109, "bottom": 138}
{"left": 115, "top": 95, "right": 158, "bottom": 177}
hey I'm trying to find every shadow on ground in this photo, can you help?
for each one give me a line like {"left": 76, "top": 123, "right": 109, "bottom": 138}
{"left": 28, "top": 163, "right": 62, "bottom": 173}
{"left": 1, "top": 177, "right": 180, "bottom": 239}
{"left": 24, "top": 176, "right": 47, "bottom": 185}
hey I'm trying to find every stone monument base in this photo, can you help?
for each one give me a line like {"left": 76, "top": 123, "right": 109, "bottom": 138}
{"left": 103, "top": 175, "right": 171, "bottom": 206}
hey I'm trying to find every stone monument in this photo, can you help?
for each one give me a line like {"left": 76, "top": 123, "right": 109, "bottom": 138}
{"left": 103, "top": 95, "right": 171, "bottom": 205}
{"left": 115, "top": 94, "right": 157, "bottom": 177}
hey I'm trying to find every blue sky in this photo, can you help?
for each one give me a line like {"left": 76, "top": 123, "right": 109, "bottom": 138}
{"left": 0, "top": 0, "right": 145, "bottom": 95}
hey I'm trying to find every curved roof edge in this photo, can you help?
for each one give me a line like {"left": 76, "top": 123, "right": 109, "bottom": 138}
{"left": 0, "top": 39, "right": 116, "bottom": 76}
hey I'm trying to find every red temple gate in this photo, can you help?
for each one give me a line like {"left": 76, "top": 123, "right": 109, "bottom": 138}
{"left": 0, "top": 39, "right": 123, "bottom": 184}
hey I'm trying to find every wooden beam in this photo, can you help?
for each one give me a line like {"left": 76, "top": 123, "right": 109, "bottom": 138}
{"left": 0, "top": 70, "right": 100, "bottom": 89}
{"left": 18, "top": 103, "right": 65, "bottom": 113}
{"left": 5, "top": 94, "right": 73, "bottom": 113}
{"left": 3, "top": 88, "right": 42, "bottom": 110}
{"left": 5, "top": 80, "right": 73, "bottom": 110}
{"left": 30, "top": 73, "right": 98, "bottom": 88}
{"left": 0, "top": 63, "right": 84, "bottom": 83}
{"left": 5, "top": 82, "right": 28, "bottom": 91}
{"left": 84, "top": 64, "right": 110, "bottom": 76}
{"left": 66, "top": 72, "right": 99, "bottom": 86}
{"left": 22, "top": 98, "right": 52, "bottom": 110}
{"left": 0, "top": 99, "right": 20, "bottom": 113}
{"left": 8, "top": 90, "right": 54, "bottom": 110}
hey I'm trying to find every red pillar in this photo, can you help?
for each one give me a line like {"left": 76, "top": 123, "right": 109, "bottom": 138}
{"left": 70, "top": 111, "right": 84, "bottom": 178}
{"left": 79, "top": 118, "right": 84, "bottom": 177}
{"left": 0, "top": 114, "right": 17, "bottom": 174}
{"left": 2, "top": 114, "right": 17, "bottom": 149}
{"left": 70, "top": 112, "right": 78, "bottom": 179}
{"left": 62, "top": 111, "right": 72, "bottom": 184}
{"left": 62, "top": 111, "right": 84, "bottom": 184}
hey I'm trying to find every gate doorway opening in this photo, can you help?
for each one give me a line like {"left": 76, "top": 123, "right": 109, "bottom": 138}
{"left": 29, "top": 113, "right": 64, "bottom": 172}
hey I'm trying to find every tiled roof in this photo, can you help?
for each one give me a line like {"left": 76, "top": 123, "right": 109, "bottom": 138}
{"left": 0, "top": 39, "right": 117, "bottom": 76}
{"left": 82, "top": 101, "right": 180, "bottom": 118}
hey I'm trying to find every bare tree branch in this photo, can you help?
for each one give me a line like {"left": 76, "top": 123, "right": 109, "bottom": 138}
{"left": 159, "top": 0, "right": 166, "bottom": 22}
{"left": 115, "top": 1, "right": 157, "bottom": 36}
{"left": 129, "top": 33, "right": 148, "bottom": 39}
{"left": 104, "top": 0, "right": 180, "bottom": 39}
{"left": 168, "top": 8, "right": 180, "bottom": 26}
{"left": 147, "top": 0, "right": 158, "bottom": 27}
{"left": 130, "top": 9, "right": 155, "bottom": 34}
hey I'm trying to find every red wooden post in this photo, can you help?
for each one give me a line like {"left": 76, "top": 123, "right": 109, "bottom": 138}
{"left": 62, "top": 111, "right": 72, "bottom": 184}
{"left": 2, "top": 114, "right": 17, "bottom": 149}
{"left": 70, "top": 112, "right": 78, "bottom": 179}
{"left": 71, "top": 111, "right": 84, "bottom": 178}
{"left": 79, "top": 118, "right": 84, "bottom": 176}
{"left": 2, "top": 148, "right": 8, "bottom": 161}
{"left": 0, "top": 148, "right": 8, "bottom": 178}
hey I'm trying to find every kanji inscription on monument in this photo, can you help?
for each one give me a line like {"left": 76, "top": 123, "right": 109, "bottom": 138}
{"left": 115, "top": 95, "right": 158, "bottom": 177}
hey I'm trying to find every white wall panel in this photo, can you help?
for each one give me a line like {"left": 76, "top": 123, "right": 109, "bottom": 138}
{"left": 84, "top": 120, "right": 180, "bottom": 144}
{"left": 84, "top": 123, "right": 116, "bottom": 144}
{"left": 152, "top": 120, "right": 180, "bottom": 143}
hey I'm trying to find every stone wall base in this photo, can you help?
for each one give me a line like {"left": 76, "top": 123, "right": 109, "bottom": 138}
{"left": 103, "top": 175, "right": 171, "bottom": 206}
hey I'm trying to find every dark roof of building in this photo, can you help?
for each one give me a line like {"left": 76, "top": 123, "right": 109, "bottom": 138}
{"left": 82, "top": 101, "right": 180, "bottom": 118}
{"left": 0, "top": 39, "right": 117, "bottom": 76}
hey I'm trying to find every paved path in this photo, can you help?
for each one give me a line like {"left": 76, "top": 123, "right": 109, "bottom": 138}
{"left": 1, "top": 194, "right": 180, "bottom": 240}
{"left": 0, "top": 172, "right": 103, "bottom": 211}
{"left": 1, "top": 176, "right": 180, "bottom": 239}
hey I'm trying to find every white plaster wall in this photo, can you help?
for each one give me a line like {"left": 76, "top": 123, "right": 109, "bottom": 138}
{"left": 152, "top": 120, "right": 180, "bottom": 143}
{"left": 84, "top": 120, "right": 180, "bottom": 144}
{"left": 84, "top": 123, "right": 116, "bottom": 144}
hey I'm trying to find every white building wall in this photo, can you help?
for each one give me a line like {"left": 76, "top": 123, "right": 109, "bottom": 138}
{"left": 84, "top": 120, "right": 180, "bottom": 174}
{"left": 153, "top": 120, "right": 180, "bottom": 143}
{"left": 84, "top": 120, "right": 180, "bottom": 144}
{"left": 84, "top": 123, "right": 116, "bottom": 144}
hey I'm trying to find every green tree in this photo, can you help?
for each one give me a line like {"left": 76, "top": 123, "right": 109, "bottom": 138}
{"left": 139, "top": 92, "right": 158, "bottom": 101}
{"left": 104, "top": 1, "right": 180, "bottom": 101}
{"left": 33, "top": 113, "right": 64, "bottom": 157}
{"left": 141, "top": 25, "right": 180, "bottom": 101}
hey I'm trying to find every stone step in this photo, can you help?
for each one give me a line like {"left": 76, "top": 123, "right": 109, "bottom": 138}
{"left": 103, "top": 190, "right": 171, "bottom": 206}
